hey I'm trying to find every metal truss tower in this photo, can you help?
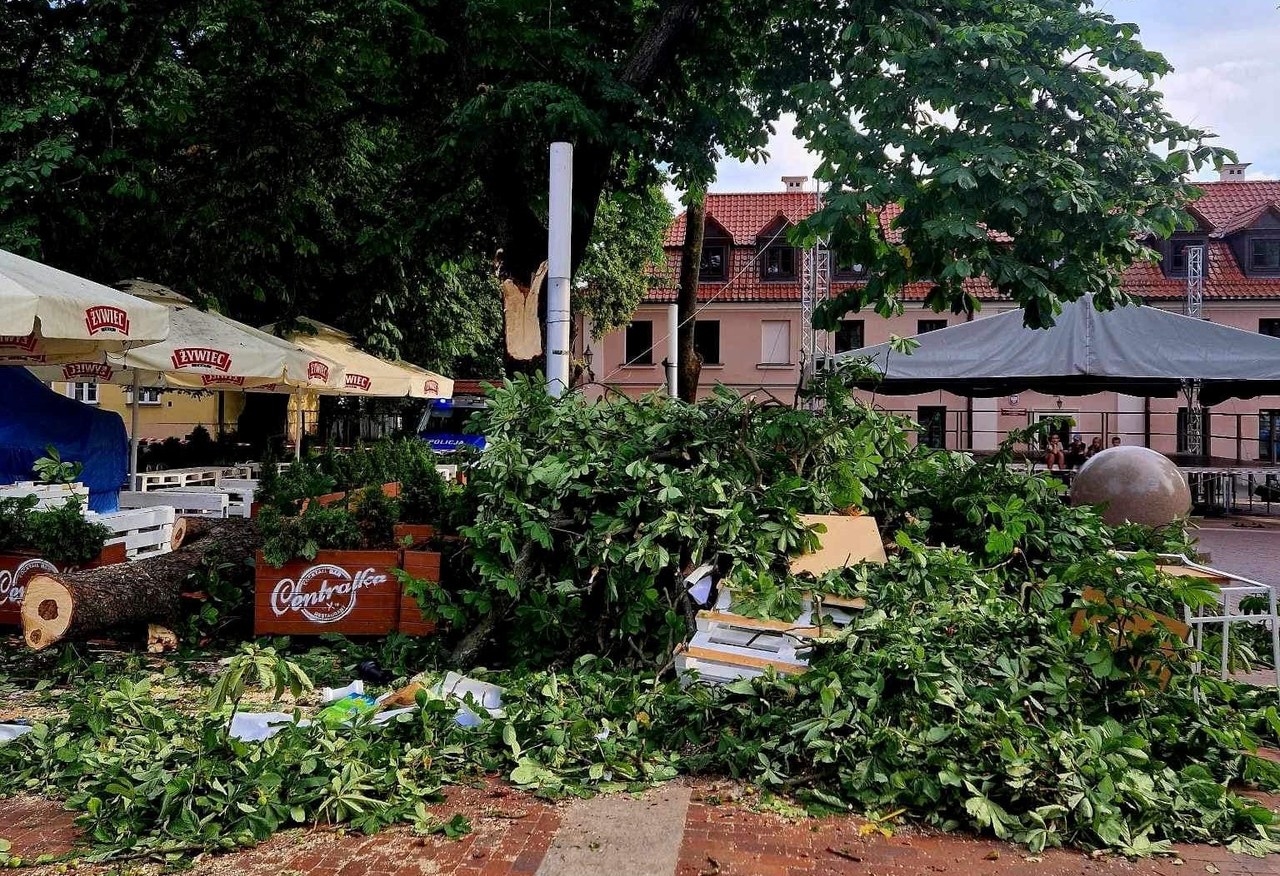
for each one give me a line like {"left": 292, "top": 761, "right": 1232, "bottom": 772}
{"left": 800, "top": 184, "right": 832, "bottom": 375}
{"left": 1184, "top": 244, "right": 1205, "bottom": 456}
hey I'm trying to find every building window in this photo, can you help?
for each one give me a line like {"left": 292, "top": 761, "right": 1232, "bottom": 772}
{"left": 760, "top": 320, "right": 791, "bottom": 365}
{"left": 833, "top": 261, "right": 867, "bottom": 281}
{"left": 1177, "top": 406, "right": 1209, "bottom": 456}
{"left": 624, "top": 320, "right": 654, "bottom": 366}
{"left": 699, "top": 244, "right": 728, "bottom": 282}
{"left": 834, "top": 320, "right": 864, "bottom": 353}
{"left": 917, "top": 406, "right": 947, "bottom": 449}
{"left": 126, "top": 387, "right": 163, "bottom": 406}
{"left": 1167, "top": 238, "right": 1206, "bottom": 277}
{"left": 694, "top": 320, "right": 721, "bottom": 365}
{"left": 66, "top": 382, "right": 98, "bottom": 405}
{"left": 1260, "top": 319, "right": 1280, "bottom": 338}
{"left": 1250, "top": 239, "right": 1280, "bottom": 273}
{"left": 760, "top": 245, "right": 796, "bottom": 281}
{"left": 917, "top": 319, "right": 947, "bottom": 334}
{"left": 1261, "top": 410, "right": 1280, "bottom": 463}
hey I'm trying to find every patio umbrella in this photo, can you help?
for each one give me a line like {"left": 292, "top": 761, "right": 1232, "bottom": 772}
{"left": 0, "top": 249, "right": 170, "bottom": 364}
{"left": 29, "top": 282, "right": 345, "bottom": 479}
{"left": 271, "top": 318, "right": 454, "bottom": 400}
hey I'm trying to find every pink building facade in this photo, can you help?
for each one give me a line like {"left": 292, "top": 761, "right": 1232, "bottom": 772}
{"left": 587, "top": 174, "right": 1280, "bottom": 464}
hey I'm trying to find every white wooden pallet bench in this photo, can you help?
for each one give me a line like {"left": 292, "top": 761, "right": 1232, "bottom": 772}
{"left": 135, "top": 466, "right": 237, "bottom": 492}
{"left": 216, "top": 478, "right": 258, "bottom": 518}
{"left": 120, "top": 489, "right": 229, "bottom": 518}
{"left": 91, "top": 506, "right": 177, "bottom": 561}
{"left": 0, "top": 481, "right": 89, "bottom": 510}
{"left": 676, "top": 514, "right": 885, "bottom": 686}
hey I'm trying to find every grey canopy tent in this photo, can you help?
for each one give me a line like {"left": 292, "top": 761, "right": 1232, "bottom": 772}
{"left": 833, "top": 296, "right": 1280, "bottom": 406}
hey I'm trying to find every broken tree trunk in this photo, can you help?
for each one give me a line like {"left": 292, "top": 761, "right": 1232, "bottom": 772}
{"left": 21, "top": 517, "right": 260, "bottom": 650}
{"left": 676, "top": 186, "right": 707, "bottom": 402}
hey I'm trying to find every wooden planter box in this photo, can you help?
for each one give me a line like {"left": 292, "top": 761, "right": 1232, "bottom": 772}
{"left": 393, "top": 523, "right": 436, "bottom": 550}
{"left": 0, "top": 543, "right": 127, "bottom": 626}
{"left": 253, "top": 550, "right": 402, "bottom": 636}
{"left": 398, "top": 549, "right": 442, "bottom": 636}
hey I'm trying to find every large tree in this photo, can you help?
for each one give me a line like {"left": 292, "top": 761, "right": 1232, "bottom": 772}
{"left": 2, "top": 0, "right": 1222, "bottom": 373}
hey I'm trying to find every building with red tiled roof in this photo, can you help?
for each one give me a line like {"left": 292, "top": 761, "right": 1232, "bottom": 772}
{"left": 586, "top": 169, "right": 1280, "bottom": 465}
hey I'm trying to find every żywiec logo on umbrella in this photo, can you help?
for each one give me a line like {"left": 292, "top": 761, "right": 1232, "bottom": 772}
{"left": 171, "top": 347, "right": 233, "bottom": 372}
{"left": 84, "top": 305, "right": 130, "bottom": 336}
{"left": 345, "top": 373, "right": 372, "bottom": 391}
{"left": 424, "top": 379, "right": 439, "bottom": 395}
{"left": 307, "top": 360, "right": 330, "bottom": 382}
{"left": 61, "top": 362, "right": 114, "bottom": 381}
{"left": 269, "top": 564, "right": 388, "bottom": 623}
{"left": 0, "top": 334, "right": 38, "bottom": 351}
{"left": 200, "top": 374, "right": 245, "bottom": 387}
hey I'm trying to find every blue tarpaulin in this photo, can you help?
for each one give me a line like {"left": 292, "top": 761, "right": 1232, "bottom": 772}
{"left": 0, "top": 369, "right": 128, "bottom": 512}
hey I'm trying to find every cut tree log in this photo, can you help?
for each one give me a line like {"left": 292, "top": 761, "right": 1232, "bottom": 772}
{"left": 21, "top": 518, "right": 260, "bottom": 650}
{"left": 170, "top": 515, "right": 215, "bottom": 551}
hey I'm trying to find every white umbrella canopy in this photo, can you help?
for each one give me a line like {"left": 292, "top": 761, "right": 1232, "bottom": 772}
{"left": 27, "top": 281, "right": 348, "bottom": 475}
{"left": 271, "top": 318, "right": 454, "bottom": 399}
{"left": 27, "top": 282, "right": 345, "bottom": 393}
{"left": 0, "top": 249, "right": 170, "bottom": 363}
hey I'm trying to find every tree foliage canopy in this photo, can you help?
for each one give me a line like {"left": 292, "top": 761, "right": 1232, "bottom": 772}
{"left": 1, "top": 0, "right": 1223, "bottom": 371}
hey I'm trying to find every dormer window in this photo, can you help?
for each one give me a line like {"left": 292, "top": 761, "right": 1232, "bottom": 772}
{"left": 1250, "top": 238, "right": 1280, "bottom": 273}
{"left": 699, "top": 243, "right": 728, "bottom": 281}
{"left": 833, "top": 261, "right": 868, "bottom": 281}
{"left": 760, "top": 243, "right": 796, "bottom": 281}
{"left": 1165, "top": 237, "right": 1206, "bottom": 278}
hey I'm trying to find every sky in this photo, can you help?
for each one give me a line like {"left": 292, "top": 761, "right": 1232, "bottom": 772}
{"left": 706, "top": 0, "right": 1280, "bottom": 194}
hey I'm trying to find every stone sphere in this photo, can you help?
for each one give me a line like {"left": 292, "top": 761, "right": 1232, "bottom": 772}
{"left": 1070, "top": 446, "right": 1191, "bottom": 527}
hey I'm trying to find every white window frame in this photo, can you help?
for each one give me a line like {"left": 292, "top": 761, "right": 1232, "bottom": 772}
{"left": 66, "top": 382, "right": 99, "bottom": 405}
{"left": 126, "top": 387, "right": 163, "bottom": 406}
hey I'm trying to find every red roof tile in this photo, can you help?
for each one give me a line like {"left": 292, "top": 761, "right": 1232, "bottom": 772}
{"left": 665, "top": 192, "right": 819, "bottom": 246}
{"left": 1187, "top": 181, "right": 1280, "bottom": 228}
{"left": 651, "top": 182, "right": 1280, "bottom": 304}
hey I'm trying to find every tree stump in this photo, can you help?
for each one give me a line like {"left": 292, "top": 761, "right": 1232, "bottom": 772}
{"left": 21, "top": 517, "right": 260, "bottom": 650}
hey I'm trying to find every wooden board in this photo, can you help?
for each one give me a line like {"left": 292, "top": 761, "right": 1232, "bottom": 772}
{"left": 789, "top": 514, "right": 887, "bottom": 577}
{"left": 1156, "top": 563, "right": 1230, "bottom": 583}
{"left": 0, "top": 543, "right": 126, "bottom": 626}
{"left": 254, "top": 550, "right": 402, "bottom": 636}
{"left": 393, "top": 524, "right": 436, "bottom": 549}
{"left": 120, "top": 490, "right": 229, "bottom": 518}
{"left": 398, "top": 550, "right": 441, "bottom": 635}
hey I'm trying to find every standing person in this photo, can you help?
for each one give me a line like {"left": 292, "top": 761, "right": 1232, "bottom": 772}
{"left": 1087, "top": 436, "right": 1104, "bottom": 457}
{"left": 1111, "top": 437, "right": 1122, "bottom": 448}
{"left": 1067, "top": 434, "right": 1088, "bottom": 468}
{"left": 1045, "top": 434, "right": 1067, "bottom": 471}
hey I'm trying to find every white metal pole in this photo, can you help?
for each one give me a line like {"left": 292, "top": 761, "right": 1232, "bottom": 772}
{"left": 547, "top": 141, "right": 573, "bottom": 397}
{"left": 129, "top": 371, "right": 140, "bottom": 491}
{"left": 666, "top": 303, "right": 678, "bottom": 398}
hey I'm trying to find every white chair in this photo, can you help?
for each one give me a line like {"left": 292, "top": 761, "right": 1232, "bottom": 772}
{"left": 1157, "top": 553, "right": 1280, "bottom": 700}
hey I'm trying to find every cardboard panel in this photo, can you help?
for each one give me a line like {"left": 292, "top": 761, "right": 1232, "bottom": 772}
{"left": 254, "top": 550, "right": 401, "bottom": 636}
{"left": 0, "top": 544, "right": 127, "bottom": 626}
{"left": 789, "top": 514, "right": 887, "bottom": 577}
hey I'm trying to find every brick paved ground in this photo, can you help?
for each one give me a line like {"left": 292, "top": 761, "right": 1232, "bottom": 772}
{"left": 5, "top": 781, "right": 1280, "bottom": 875}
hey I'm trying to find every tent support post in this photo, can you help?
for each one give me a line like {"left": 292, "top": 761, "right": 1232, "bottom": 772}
{"left": 129, "top": 371, "right": 140, "bottom": 491}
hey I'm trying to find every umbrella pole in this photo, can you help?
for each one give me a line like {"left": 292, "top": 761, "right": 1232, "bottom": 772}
{"left": 129, "top": 371, "right": 140, "bottom": 491}
{"left": 293, "top": 391, "right": 303, "bottom": 460}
